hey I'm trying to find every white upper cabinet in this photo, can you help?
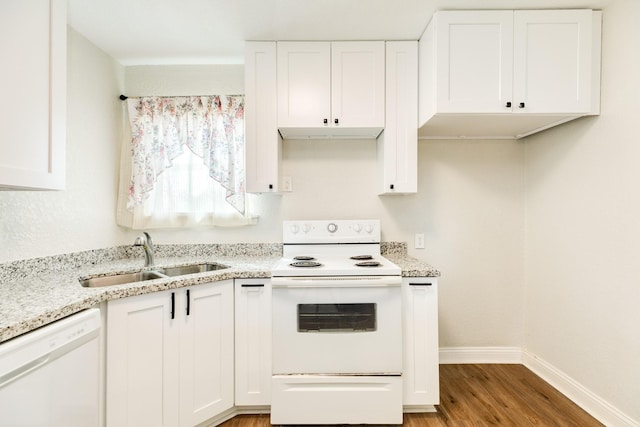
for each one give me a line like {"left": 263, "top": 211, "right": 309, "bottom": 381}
{"left": 0, "top": 0, "right": 66, "bottom": 190}
{"left": 430, "top": 11, "right": 514, "bottom": 114}
{"left": 378, "top": 41, "right": 418, "bottom": 195}
{"left": 513, "top": 10, "right": 595, "bottom": 114}
{"left": 245, "top": 42, "right": 281, "bottom": 193}
{"left": 330, "top": 42, "right": 385, "bottom": 130}
{"left": 277, "top": 42, "right": 331, "bottom": 132}
{"left": 419, "top": 9, "right": 601, "bottom": 139}
{"left": 277, "top": 41, "right": 385, "bottom": 139}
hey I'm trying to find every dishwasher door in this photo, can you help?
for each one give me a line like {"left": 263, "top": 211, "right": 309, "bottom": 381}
{"left": 0, "top": 308, "right": 101, "bottom": 427}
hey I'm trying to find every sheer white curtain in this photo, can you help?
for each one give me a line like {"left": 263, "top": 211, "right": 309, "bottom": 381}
{"left": 116, "top": 96, "right": 256, "bottom": 229}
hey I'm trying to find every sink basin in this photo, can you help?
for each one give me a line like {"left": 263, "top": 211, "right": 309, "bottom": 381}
{"left": 80, "top": 270, "right": 167, "bottom": 288}
{"left": 158, "top": 263, "right": 228, "bottom": 277}
{"left": 79, "top": 263, "right": 229, "bottom": 288}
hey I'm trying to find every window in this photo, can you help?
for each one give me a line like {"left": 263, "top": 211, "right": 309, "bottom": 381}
{"left": 116, "top": 96, "right": 255, "bottom": 229}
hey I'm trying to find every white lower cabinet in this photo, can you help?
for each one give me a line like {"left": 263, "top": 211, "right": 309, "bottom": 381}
{"left": 234, "top": 279, "right": 272, "bottom": 407}
{"left": 402, "top": 277, "right": 440, "bottom": 409}
{"left": 106, "top": 280, "right": 234, "bottom": 427}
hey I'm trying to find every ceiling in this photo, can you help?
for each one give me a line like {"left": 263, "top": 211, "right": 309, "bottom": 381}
{"left": 67, "top": 0, "right": 612, "bottom": 66}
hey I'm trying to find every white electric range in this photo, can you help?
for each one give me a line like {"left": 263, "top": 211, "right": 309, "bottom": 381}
{"left": 270, "top": 220, "right": 403, "bottom": 425}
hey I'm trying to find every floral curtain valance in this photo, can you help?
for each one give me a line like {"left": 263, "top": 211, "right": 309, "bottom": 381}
{"left": 126, "top": 95, "right": 246, "bottom": 214}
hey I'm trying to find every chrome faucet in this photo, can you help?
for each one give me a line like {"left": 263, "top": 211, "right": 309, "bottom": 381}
{"left": 134, "top": 232, "right": 155, "bottom": 267}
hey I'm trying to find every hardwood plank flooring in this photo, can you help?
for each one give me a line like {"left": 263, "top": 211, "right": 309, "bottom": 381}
{"left": 220, "top": 364, "right": 603, "bottom": 426}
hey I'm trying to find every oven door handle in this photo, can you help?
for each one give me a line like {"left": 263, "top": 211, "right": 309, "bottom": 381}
{"left": 271, "top": 276, "right": 402, "bottom": 288}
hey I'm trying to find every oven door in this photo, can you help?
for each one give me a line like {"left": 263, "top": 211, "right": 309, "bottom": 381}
{"left": 271, "top": 276, "right": 402, "bottom": 375}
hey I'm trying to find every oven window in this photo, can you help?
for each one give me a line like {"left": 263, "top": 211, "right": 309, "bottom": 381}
{"left": 297, "top": 303, "right": 377, "bottom": 332}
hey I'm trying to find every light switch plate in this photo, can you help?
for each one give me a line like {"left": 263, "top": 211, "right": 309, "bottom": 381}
{"left": 414, "top": 233, "right": 425, "bottom": 249}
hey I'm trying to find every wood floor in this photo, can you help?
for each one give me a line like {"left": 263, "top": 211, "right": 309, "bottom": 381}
{"left": 220, "top": 364, "right": 603, "bottom": 426}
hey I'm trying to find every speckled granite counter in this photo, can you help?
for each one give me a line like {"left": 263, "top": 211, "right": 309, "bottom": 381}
{"left": 0, "top": 242, "right": 439, "bottom": 344}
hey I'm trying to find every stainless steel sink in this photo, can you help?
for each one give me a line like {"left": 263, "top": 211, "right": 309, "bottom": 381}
{"left": 157, "top": 263, "right": 228, "bottom": 277}
{"left": 80, "top": 263, "right": 229, "bottom": 287}
{"left": 80, "top": 270, "right": 167, "bottom": 288}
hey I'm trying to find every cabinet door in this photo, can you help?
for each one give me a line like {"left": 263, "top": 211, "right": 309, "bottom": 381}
{"left": 331, "top": 41, "right": 385, "bottom": 128}
{"left": 245, "top": 42, "right": 281, "bottom": 193}
{"left": 107, "top": 291, "right": 180, "bottom": 427}
{"left": 180, "top": 281, "right": 234, "bottom": 426}
{"left": 235, "top": 279, "right": 272, "bottom": 406}
{"left": 378, "top": 41, "right": 418, "bottom": 195}
{"left": 277, "top": 42, "right": 331, "bottom": 128}
{"left": 435, "top": 11, "right": 513, "bottom": 113}
{"left": 402, "top": 278, "right": 439, "bottom": 407}
{"left": 513, "top": 10, "right": 593, "bottom": 114}
{"left": 0, "top": 0, "right": 66, "bottom": 190}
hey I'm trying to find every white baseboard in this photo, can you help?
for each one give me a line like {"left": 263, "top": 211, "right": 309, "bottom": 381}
{"left": 438, "top": 346, "right": 639, "bottom": 427}
{"left": 439, "top": 346, "right": 523, "bottom": 364}
{"left": 522, "top": 351, "right": 639, "bottom": 427}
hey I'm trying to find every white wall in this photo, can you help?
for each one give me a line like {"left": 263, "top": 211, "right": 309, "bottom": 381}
{"left": 417, "top": 140, "right": 524, "bottom": 348}
{"left": 524, "top": 0, "right": 640, "bottom": 421}
{"left": 0, "top": 29, "right": 127, "bottom": 261}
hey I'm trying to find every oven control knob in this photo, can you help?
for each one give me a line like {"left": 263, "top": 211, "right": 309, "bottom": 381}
{"left": 302, "top": 223, "right": 311, "bottom": 233}
{"left": 290, "top": 224, "right": 300, "bottom": 234}
{"left": 365, "top": 224, "right": 374, "bottom": 234}
{"left": 354, "top": 224, "right": 363, "bottom": 233}
{"left": 327, "top": 222, "right": 338, "bottom": 233}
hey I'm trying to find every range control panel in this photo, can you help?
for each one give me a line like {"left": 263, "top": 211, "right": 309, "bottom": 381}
{"left": 283, "top": 220, "right": 380, "bottom": 244}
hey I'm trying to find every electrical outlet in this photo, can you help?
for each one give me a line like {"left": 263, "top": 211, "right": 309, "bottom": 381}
{"left": 414, "top": 233, "right": 425, "bottom": 249}
{"left": 282, "top": 176, "right": 293, "bottom": 192}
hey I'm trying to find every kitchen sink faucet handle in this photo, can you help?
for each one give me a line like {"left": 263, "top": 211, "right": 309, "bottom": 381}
{"left": 133, "top": 232, "right": 155, "bottom": 267}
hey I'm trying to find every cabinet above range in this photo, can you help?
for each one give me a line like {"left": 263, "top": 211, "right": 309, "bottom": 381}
{"left": 245, "top": 40, "right": 417, "bottom": 195}
{"left": 277, "top": 41, "right": 385, "bottom": 139}
{"left": 418, "top": 9, "right": 602, "bottom": 139}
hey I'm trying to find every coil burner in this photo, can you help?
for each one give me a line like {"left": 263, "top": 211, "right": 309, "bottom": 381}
{"left": 290, "top": 261, "right": 322, "bottom": 268}
{"left": 355, "top": 261, "right": 382, "bottom": 267}
{"left": 350, "top": 255, "right": 374, "bottom": 260}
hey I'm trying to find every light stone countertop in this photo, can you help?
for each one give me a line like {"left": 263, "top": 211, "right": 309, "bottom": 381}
{"left": 0, "top": 242, "right": 439, "bottom": 344}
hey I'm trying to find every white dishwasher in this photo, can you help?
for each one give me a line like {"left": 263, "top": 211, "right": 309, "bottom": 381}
{"left": 0, "top": 308, "right": 101, "bottom": 427}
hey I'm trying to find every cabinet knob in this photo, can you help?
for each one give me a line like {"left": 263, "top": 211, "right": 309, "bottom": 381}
{"left": 323, "top": 118, "right": 328, "bottom": 125}
{"left": 268, "top": 184, "right": 273, "bottom": 190}
{"left": 390, "top": 184, "right": 395, "bottom": 190}
{"left": 506, "top": 102, "right": 512, "bottom": 108}
{"left": 334, "top": 118, "right": 339, "bottom": 125}
{"left": 519, "top": 102, "right": 525, "bottom": 108}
